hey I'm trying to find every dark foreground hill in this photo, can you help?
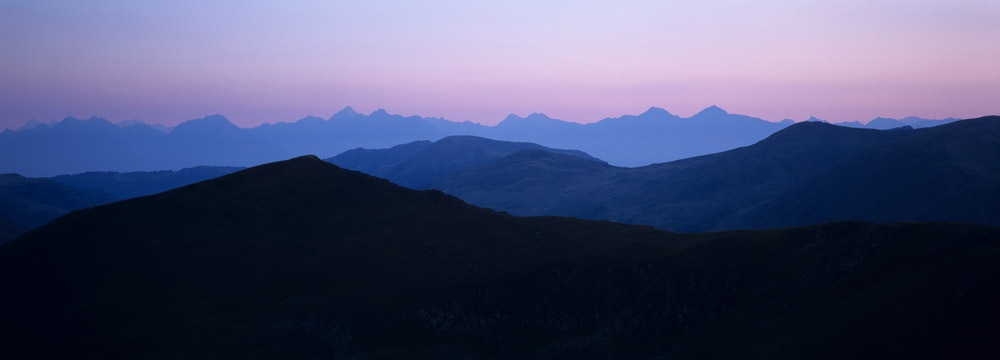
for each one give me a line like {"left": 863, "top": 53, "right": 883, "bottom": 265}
{"left": 2, "top": 156, "right": 998, "bottom": 359}
{"left": 326, "top": 135, "right": 604, "bottom": 188}
{"left": 428, "top": 116, "right": 1000, "bottom": 231}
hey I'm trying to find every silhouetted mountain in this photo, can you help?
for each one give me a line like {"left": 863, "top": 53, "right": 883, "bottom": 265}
{"left": 483, "top": 106, "right": 796, "bottom": 167}
{"left": 49, "top": 166, "right": 244, "bottom": 199}
{"left": 2, "top": 155, "right": 997, "bottom": 359}
{"left": 834, "top": 116, "right": 959, "bottom": 129}
{"left": 326, "top": 135, "right": 604, "bottom": 188}
{"left": 1, "top": 107, "right": 968, "bottom": 176}
{"left": 0, "top": 115, "right": 287, "bottom": 176}
{"left": 0, "top": 106, "right": 790, "bottom": 176}
{"left": 744, "top": 116, "right": 1000, "bottom": 227}
{"left": 429, "top": 121, "right": 919, "bottom": 232}
{"left": 0, "top": 173, "right": 114, "bottom": 243}
{"left": 247, "top": 107, "right": 472, "bottom": 161}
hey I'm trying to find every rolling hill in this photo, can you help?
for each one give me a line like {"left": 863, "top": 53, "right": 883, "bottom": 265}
{"left": 326, "top": 135, "right": 604, "bottom": 188}
{"left": 743, "top": 116, "right": 1000, "bottom": 227}
{"left": 428, "top": 120, "right": 926, "bottom": 231}
{"left": 2, "top": 155, "right": 998, "bottom": 359}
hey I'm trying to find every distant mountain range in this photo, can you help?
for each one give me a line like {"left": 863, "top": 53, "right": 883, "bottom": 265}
{"left": 0, "top": 106, "right": 962, "bottom": 176}
{"left": 331, "top": 117, "right": 998, "bottom": 232}
{"left": 0, "top": 166, "right": 242, "bottom": 243}
{"left": 830, "top": 116, "right": 960, "bottom": 130}
{"left": 3, "top": 155, "right": 997, "bottom": 358}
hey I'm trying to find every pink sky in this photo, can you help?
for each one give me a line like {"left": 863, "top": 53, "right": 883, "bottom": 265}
{"left": 1, "top": 0, "right": 998, "bottom": 129}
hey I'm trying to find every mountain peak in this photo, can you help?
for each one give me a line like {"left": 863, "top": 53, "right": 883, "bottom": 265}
{"left": 335, "top": 106, "right": 357, "bottom": 117}
{"left": 503, "top": 113, "right": 524, "bottom": 122}
{"left": 640, "top": 107, "right": 673, "bottom": 117}
{"left": 172, "top": 114, "right": 239, "bottom": 134}
{"left": 52, "top": 116, "right": 115, "bottom": 130}
{"left": 694, "top": 105, "right": 728, "bottom": 117}
{"left": 370, "top": 109, "right": 389, "bottom": 117}
{"left": 286, "top": 154, "right": 323, "bottom": 164}
{"left": 499, "top": 112, "right": 555, "bottom": 127}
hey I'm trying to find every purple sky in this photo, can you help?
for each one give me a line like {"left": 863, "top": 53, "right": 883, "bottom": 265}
{"left": 1, "top": 0, "right": 998, "bottom": 130}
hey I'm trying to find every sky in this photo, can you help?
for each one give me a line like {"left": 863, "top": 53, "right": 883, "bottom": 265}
{"left": 1, "top": 0, "right": 998, "bottom": 130}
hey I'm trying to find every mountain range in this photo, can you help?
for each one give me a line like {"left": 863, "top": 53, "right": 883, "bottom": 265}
{"left": 833, "top": 116, "right": 960, "bottom": 130}
{"left": 331, "top": 116, "right": 999, "bottom": 232}
{"left": 2, "top": 155, "right": 997, "bottom": 359}
{"left": 0, "top": 166, "right": 243, "bottom": 243}
{"left": 0, "top": 106, "right": 960, "bottom": 176}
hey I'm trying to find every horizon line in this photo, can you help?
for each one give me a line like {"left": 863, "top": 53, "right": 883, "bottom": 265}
{"left": 5, "top": 105, "right": 973, "bottom": 132}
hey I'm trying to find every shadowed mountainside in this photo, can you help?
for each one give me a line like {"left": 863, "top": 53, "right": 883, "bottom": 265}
{"left": 428, "top": 120, "right": 927, "bottom": 231}
{"left": 49, "top": 165, "right": 244, "bottom": 199}
{"left": 743, "top": 116, "right": 1000, "bottom": 227}
{"left": 0, "top": 174, "right": 114, "bottom": 242}
{"left": 424, "top": 116, "right": 1000, "bottom": 231}
{"left": 326, "top": 135, "right": 604, "bottom": 188}
{"left": 2, "top": 155, "right": 998, "bottom": 359}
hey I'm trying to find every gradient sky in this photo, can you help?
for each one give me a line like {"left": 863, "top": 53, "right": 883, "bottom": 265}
{"left": 1, "top": 0, "right": 998, "bottom": 130}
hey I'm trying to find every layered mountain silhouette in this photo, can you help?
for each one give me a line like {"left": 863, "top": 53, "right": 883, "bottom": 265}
{"left": 3, "top": 106, "right": 801, "bottom": 176}
{"left": 2, "top": 155, "right": 998, "bottom": 359}
{"left": 743, "top": 116, "right": 1000, "bottom": 228}
{"left": 2, "top": 106, "right": 967, "bottom": 177}
{"left": 0, "top": 174, "right": 114, "bottom": 242}
{"left": 326, "top": 135, "right": 604, "bottom": 188}
{"left": 484, "top": 106, "right": 795, "bottom": 166}
{"left": 835, "top": 116, "right": 960, "bottom": 130}
{"left": 421, "top": 116, "right": 1000, "bottom": 231}
{"left": 0, "top": 166, "right": 244, "bottom": 243}
{"left": 49, "top": 165, "right": 243, "bottom": 199}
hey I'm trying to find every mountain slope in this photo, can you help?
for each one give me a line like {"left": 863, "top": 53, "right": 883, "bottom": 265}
{"left": 0, "top": 173, "right": 115, "bottom": 243}
{"left": 745, "top": 116, "right": 1000, "bottom": 227}
{"left": 429, "top": 121, "right": 915, "bottom": 231}
{"left": 0, "top": 167, "right": 245, "bottom": 243}
{"left": 2, "top": 155, "right": 998, "bottom": 359}
{"left": 326, "top": 135, "right": 605, "bottom": 188}
{"left": 49, "top": 165, "right": 244, "bottom": 199}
